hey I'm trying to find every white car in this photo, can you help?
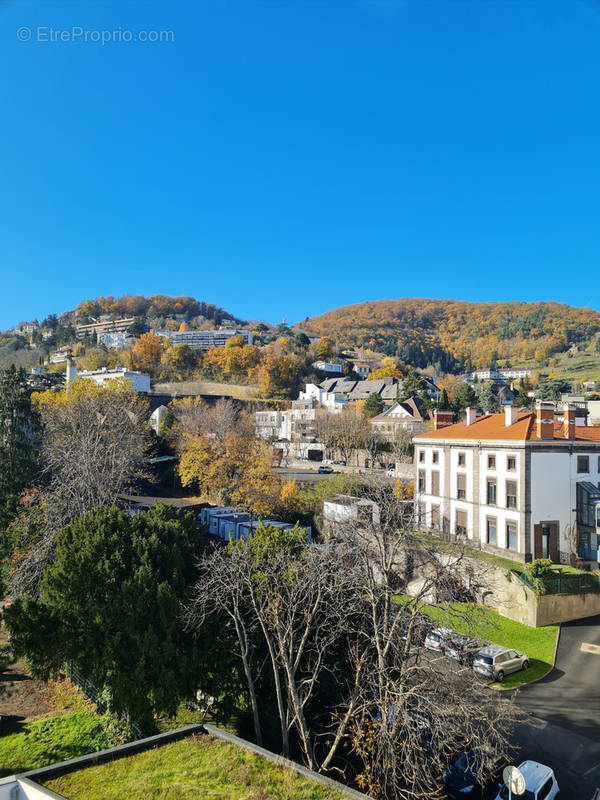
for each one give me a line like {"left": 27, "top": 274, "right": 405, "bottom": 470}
{"left": 494, "top": 761, "right": 559, "bottom": 800}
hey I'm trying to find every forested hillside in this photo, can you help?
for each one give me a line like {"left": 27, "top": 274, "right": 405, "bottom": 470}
{"left": 302, "top": 299, "right": 600, "bottom": 371}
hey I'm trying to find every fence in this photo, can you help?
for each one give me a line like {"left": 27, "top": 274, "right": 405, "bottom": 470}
{"left": 64, "top": 662, "right": 146, "bottom": 740}
{"left": 518, "top": 570, "right": 600, "bottom": 595}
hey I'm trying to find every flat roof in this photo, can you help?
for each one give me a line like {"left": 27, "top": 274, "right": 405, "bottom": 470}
{"left": 40, "top": 733, "right": 351, "bottom": 800}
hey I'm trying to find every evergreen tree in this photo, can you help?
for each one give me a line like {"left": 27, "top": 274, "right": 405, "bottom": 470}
{"left": 453, "top": 383, "right": 478, "bottom": 414}
{"left": 477, "top": 383, "right": 498, "bottom": 414}
{"left": 7, "top": 504, "right": 216, "bottom": 724}
{"left": 363, "top": 393, "right": 384, "bottom": 418}
{"left": 0, "top": 366, "right": 40, "bottom": 525}
{"left": 438, "top": 388, "right": 450, "bottom": 410}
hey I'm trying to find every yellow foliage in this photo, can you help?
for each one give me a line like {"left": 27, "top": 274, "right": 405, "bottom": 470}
{"left": 368, "top": 365, "right": 401, "bottom": 380}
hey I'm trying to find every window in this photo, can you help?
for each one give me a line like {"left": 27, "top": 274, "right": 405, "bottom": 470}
{"left": 431, "top": 470, "right": 440, "bottom": 496}
{"left": 418, "top": 503, "right": 426, "bottom": 526}
{"left": 419, "top": 450, "right": 425, "bottom": 463}
{"left": 486, "top": 517, "right": 497, "bottom": 545}
{"left": 418, "top": 470, "right": 426, "bottom": 493}
{"left": 506, "top": 521, "right": 517, "bottom": 550}
{"left": 577, "top": 455, "right": 590, "bottom": 474}
{"left": 486, "top": 479, "right": 497, "bottom": 506}
{"left": 457, "top": 473, "right": 466, "bottom": 500}
{"left": 432, "top": 451, "right": 439, "bottom": 464}
{"left": 506, "top": 481, "right": 517, "bottom": 510}
{"left": 507, "top": 455, "right": 516, "bottom": 471}
{"left": 538, "top": 778, "right": 554, "bottom": 800}
{"left": 487, "top": 454, "right": 496, "bottom": 470}
{"left": 431, "top": 504, "right": 440, "bottom": 530}
{"left": 458, "top": 452, "right": 466, "bottom": 466}
{"left": 455, "top": 510, "right": 467, "bottom": 537}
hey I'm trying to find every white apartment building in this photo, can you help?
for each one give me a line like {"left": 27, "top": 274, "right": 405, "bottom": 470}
{"left": 72, "top": 366, "right": 151, "bottom": 393}
{"left": 465, "top": 367, "right": 533, "bottom": 383}
{"left": 75, "top": 317, "right": 135, "bottom": 340}
{"left": 255, "top": 401, "right": 324, "bottom": 460}
{"left": 97, "top": 331, "right": 135, "bottom": 349}
{"left": 153, "top": 328, "right": 253, "bottom": 350}
{"left": 413, "top": 403, "right": 600, "bottom": 564}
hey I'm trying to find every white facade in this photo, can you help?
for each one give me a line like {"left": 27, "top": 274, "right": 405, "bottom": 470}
{"left": 153, "top": 328, "right": 253, "bottom": 350}
{"left": 415, "top": 406, "right": 600, "bottom": 562}
{"left": 97, "top": 331, "right": 135, "bottom": 349}
{"left": 312, "top": 361, "right": 344, "bottom": 374}
{"left": 466, "top": 368, "right": 533, "bottom": 383}
{"left": 77, "top": 367, "right": 151, "bottom": 393}
{"left": 299, "top": 383, "right": 348, "bottom": 412}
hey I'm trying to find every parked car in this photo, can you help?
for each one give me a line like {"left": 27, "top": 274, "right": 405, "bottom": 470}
{"left": 323, "top": 459, "right": 334, "bottom": 465}
{"left": 318, "top": 465, "right": 333, "bottom": 474}
{"left": 493, "top": 760, "right": 559, "bottom": 800}
{"left": 472, "top": 645, "right": 529, "bottom": 682}
{"left": 444, "top": 748, "right": 507, "bottom": 799}
{"left": 444, "top": 634, "right": 489, "bottom": 666}
{"left": 399, "top": 618, "right": 432, "bottom": 647}
{"left": 424, "top": 627, "right": 454, "bottom": 653}
{"left": 333, "top": 460, "right": 346, "bottom": 465}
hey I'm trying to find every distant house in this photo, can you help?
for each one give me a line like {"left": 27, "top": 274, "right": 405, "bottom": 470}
{"left": 369, "top": 398, "right": 427, "bottom": 439}
{"left": 354, "top": 362, "right": 371, "bottom": 378}
{"left": 312, "top": 360, "right": 344, "bottom": 374}
{"left": 49, "top": 346, "right": 72, "bottom": 364}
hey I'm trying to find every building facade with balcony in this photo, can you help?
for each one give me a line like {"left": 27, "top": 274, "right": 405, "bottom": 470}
{"left": 413, "top": 403, "right": 600, "bottom": 565}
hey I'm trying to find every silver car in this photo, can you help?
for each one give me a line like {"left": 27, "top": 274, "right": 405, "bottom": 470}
{"left": 472, "top": 644, "right": 529, "bottom": 681}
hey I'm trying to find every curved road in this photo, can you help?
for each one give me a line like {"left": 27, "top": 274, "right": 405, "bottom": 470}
{"left": 512, "top": 614, "right": 600, "bottom": 800}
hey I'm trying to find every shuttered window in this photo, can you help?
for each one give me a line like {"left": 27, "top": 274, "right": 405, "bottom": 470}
{"left": 455, "top": 510, "right": 467, "bottom": 536}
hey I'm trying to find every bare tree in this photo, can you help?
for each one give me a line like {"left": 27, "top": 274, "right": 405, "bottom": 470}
{"left": 317, "top": 406, "right": 369, "bottom": 465}
{"left": 339, "top": 482, "right": 520, "bottom": 799}
{"left": 170, "top": 396, "right": 242, "bottom": 443}
{"left": 186, "top": 488, "right": 521, "bottom": 799}
{"left": 10, "top": 380, "right": 149, "bottom": 596}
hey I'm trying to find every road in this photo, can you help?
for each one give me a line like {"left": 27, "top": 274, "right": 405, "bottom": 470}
{"left": 511, "top": 614, "right": 600, "bottom": 800}
{"left": 275, "top": 467, "right": 338, "bottom": 483}
{"left": 276, "top": 466, "right": 396, "bottom": 484}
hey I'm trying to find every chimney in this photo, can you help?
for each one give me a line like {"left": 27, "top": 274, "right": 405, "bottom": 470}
{"left": 504, "top": 404, "right": 518, "bottom": 427}
{"left": 66, "top": 356, "right": 77, "bottom": 389}
{"left": 563, "top": 403, "right": 576, "bottom": 440}
{"left": 465, "top": 407, "right": 478, "bottom": 427}
{"left": 433, "top": 409, "right": 454, "bottom": 430}
{"left": 535, "top": 401, "right": 554, "bottom": 440}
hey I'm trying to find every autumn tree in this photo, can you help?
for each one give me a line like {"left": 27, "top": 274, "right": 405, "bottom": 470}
{"left": 130, "top": 332, "right": 167, "bottom": 372}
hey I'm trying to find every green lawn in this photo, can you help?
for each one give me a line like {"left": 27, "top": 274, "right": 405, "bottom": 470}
{"left": 0, "top": 711, "right": 114, "bottom": 778}
{"left": 394, "top": 598, "right": 559, "bottom": 689}
{"left": 43, "top": 734, "right": 348, "bottom": 800}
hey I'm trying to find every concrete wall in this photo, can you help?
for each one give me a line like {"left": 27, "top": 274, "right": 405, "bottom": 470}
{"left": 478, "top": 562, "right": 600, "bottom": 627}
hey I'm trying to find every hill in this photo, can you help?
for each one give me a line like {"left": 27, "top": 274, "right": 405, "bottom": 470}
{"left": 301, "top": 298, "right": 600, "bottom": 372}
{"left": 0, "top": 295, "right": 244, "bottom": 370}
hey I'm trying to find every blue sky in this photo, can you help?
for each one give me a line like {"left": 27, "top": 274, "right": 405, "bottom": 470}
{"left": 1, "top": 0, "right": 599, "bottom": 329}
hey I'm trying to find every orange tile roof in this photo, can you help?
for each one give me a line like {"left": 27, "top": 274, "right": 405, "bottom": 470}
{"left": 414, "top": 411, "right": 600, "bottom": 443}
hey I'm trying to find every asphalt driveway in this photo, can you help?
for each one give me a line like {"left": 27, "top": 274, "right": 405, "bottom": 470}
{"left": 511, "top": 614, "right": 600, "bottom": 800}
